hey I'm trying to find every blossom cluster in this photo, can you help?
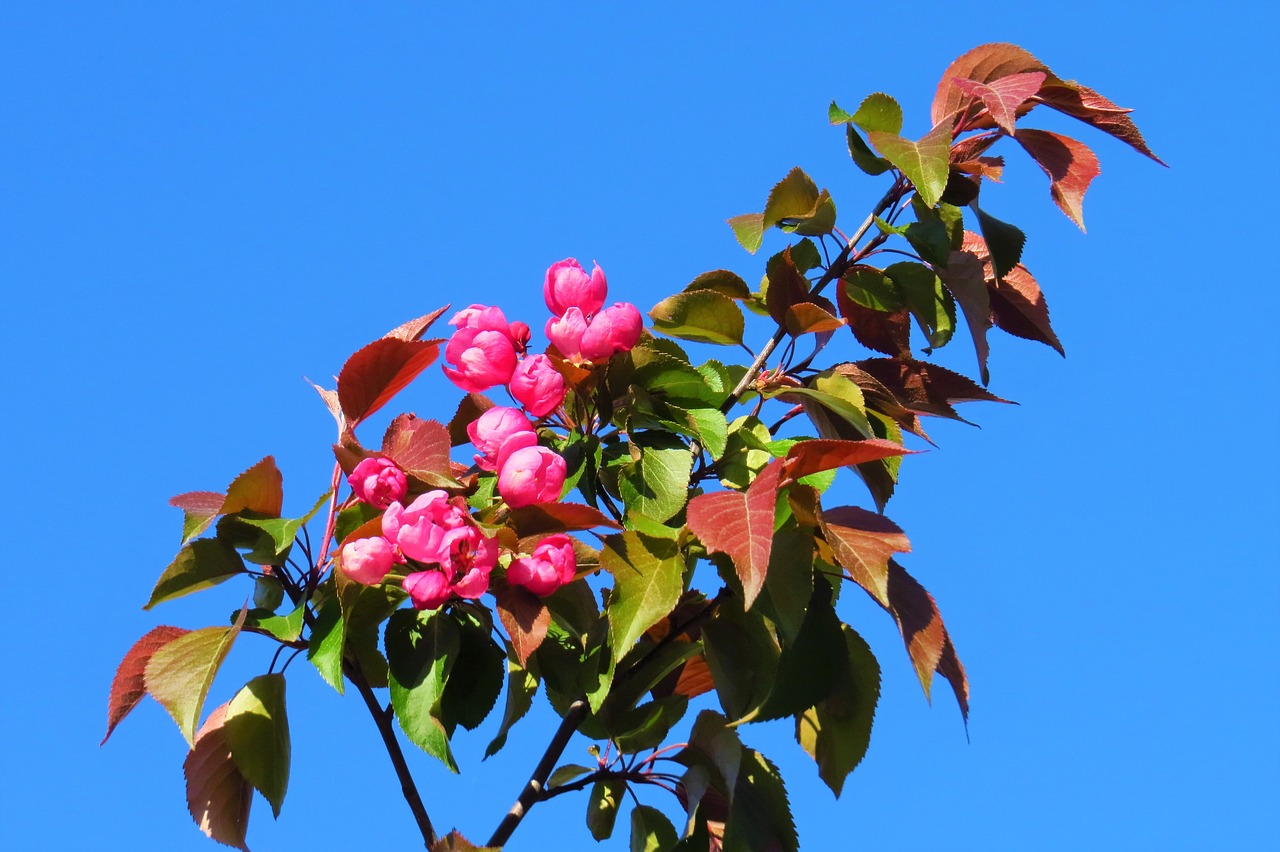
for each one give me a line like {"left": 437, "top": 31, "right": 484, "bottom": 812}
{"left": 336, "top": 258, "right": 641, "bottom": 611}
{"left": 340, "top": 456, "right": 578, "bottom": 609}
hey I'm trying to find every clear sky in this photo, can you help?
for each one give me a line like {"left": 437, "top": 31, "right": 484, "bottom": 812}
{"left": 3, "top": 3, "right": 1277, "bottom": 850}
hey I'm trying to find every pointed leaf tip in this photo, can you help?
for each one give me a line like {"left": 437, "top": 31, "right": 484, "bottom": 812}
{"left": 103, "top": 625, "right": 191, "bottom": 745}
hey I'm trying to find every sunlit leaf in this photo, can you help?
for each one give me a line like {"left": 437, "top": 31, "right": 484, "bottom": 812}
{"left": 686, "top": 460, "right": 784, "bottom": 610}
{"left": 103, "top": 625, "right": 191, "bottom": 745}
{"left": 1015, "top": 129, "right": 1101, "bottom": 231}
{"left": 782, "top": 438, "right": 913, "bottom": 484}
{"left": 337, "top": 336, "right": 441, "bottom": 427}
{"left": 850, "top": 92, "right": 903, "bottom": 135}
{"left": 728, "top": 213, "right": 765, "bottom": 254}
{"left": 507, "top": 502, "right": 621, "bottom": 538}
{"left": 602, "top": 531, "right": 684, "bottom": 665}
{"left": 382, "top": 415, "right": 455, "bottom": 486}
{"left": 951, "top": 72, "right": 1046, "bottom": 134}
{"left": 938, "top": 249, "right": 994, "bottom": 384}
{"left": 866, "top": 122, "right": 952, "bottom": 208}
{"left": 1036, "top": 79, "right": 1165, "bottom": 164}
{"left": 650, "top": 290, "right": 746, "bottom": 346}
{"left": 618, "top": 431, "right": 692, "bottom": 523}
{"left": 145, "top": 608, "right": 248, "bottom": 746}
{"left": 386, "top": 608, "right": 460, "bottom": 771}
{"left": 702, "top": 598, "right": 781, "bottom": 722}
{"left": 931, "top": 42, "right": 1048, "bottom": 128}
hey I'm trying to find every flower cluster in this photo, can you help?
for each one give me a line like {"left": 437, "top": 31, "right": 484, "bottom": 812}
{"left": 467, "top": 405, "right": 566, "bottom": 508}
{"left": 543, "top": 259, "right": 642, "bottom": 366}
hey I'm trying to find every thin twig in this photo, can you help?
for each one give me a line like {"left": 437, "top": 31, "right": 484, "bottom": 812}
{"left": 346, "top": 660, "right": 438, "bottom": 848}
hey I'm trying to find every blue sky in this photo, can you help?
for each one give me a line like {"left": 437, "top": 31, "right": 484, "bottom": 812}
{"left": 3, "top": 3, "right": 1276, "bottom": 850}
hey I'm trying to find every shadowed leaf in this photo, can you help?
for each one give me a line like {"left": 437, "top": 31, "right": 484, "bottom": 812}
{"left": 1015, "top": 129, "right": 1101, "bottom": 230}
{"left": 508, "top": 502, "right": 621, "bottom": 538}
{"left": 723, "top": 749, "right": 798, "bottom": 852}
{"left": 103, "top": 625, "right": 191, "bottom": 745}
{"left": 587, "top": 778, "right": 625, "bottom": 841}
{"left": 939, "top": 249, "right": 994, "bottom": 384}
{"left": 184, "top": 704, "right": 252, "bottom": 851}
{"left": 970, "top": 205, "right": 1025, "bottom": 281}
{"left": 484, "top": 659, "right": 538, "bottom": 759}
{"left": 853, "top": 357, "right": 1010, "bottom": 423}
{"left": 962, "top": 231, "right": 1063, "bottom": 355}
{"left": 447, "top": 392, "right": 496, "bottom": 447}
{"left": 386, "top": 609, "right": 460, "bottom": 771}
{"left": 687, "top": 461, "right": 784, "bottom": 610}
{"left": 170, "top": 491, "right": 226, "bottom": 545}
{"left": 494, "top": 585, "right": 550, "bottom": 666}
{"left": 224, "top": 673, "right": 290, "bottom": 819}
{"left": 884, "top": 559, "right": 969, "bottom": 719}
{"left": 631, "top": 804, "right": 680, "bottom": 852}
{"left": 795, "top": 625, "right": 880, "bottom": 797}
{"left": 685, "top": 269, "right": 752, "bottom": 299}
{"left": 145, "top": 539, "right": 247, "bottom": 610}
{"left": 431, "top": 831, "right": 499, "bottom": 852}
{"left": 145, "top": 608, "right": 248, "bottom": 746}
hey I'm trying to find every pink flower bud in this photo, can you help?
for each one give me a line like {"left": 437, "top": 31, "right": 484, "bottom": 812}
{"left": 544, "top": 259, "right": 607, "bottom": 318}
{"left": 545, "top": 307, "right": 589, "bottom": 365}
{"left": 495, "top": 429, "right": 539, "bottom": 472}
{"left": 340, "top": 536, "right": 395, "bottom": 585}
{"left": 507, "top": 533, "right": 578, "bottom": 596}
{"left": 508, "top": 354, "right": 566, "bottom": 418}
{"left": 580, "top": 302, "right": 643, "bottom": 362}
{"left": 403, "top": 570, "right": 451, "bottom": 610}
{"left": 451, "top": 304, "right": 516, "bottom": 336}
{"left": 467, "top": 406, "right": 535, "bottom": 472}
{"left": 509, "top": 321, "right": 532, "bottom": 354}
{"left": 347, "top": 456, "right": 408, "bottom": 509}
{"left": 497, "top": 444, "right": 567, "bottom": 508}
{"left": 443, "top": 327, "right": 518, "bottom": 392}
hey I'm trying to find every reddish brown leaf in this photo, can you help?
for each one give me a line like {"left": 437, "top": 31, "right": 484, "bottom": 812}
{"left": 885, "top": 560, "right": 969, "bottom": 720}
{"left": 833, "top": 365, "right": 929, "bottom": 441}
{"left": 962, "top": 231, "right": 1063, "bottom": 355}
{"left": 764, "top": 247, "right": 811, "bottom": 328}
{"left": 1015, "top": 129, "right": 1101, "bottom": 231}
{"left": 939, "top": 250, "right": 994, "bottom": 385}
{"left": 854, "top": 358, "right": 1010, "bottom": 423}
{"left": 448, "top": 392, "right": 496, "bottom": 447}
{"left": 507, "top": 503, "right": 621, "bottom": 538}
{"left": 184, "top": 703, "right": 253, "bottom": 851}
{"left": 783, "top": 439, "right": 913, "bottom": 484}
{"left": 494, "top": 585, "right": 551, "bottom": 665}
{"left": 686, "top": 461, "right": 784, "bottom": 610}
{"left": 820, "top": 505, "right": 911, "bottom": 606}
{"left": 951, "top": 157, "right": 1005, "bottom": 181}
{"left": 673, "top": 654, "right": 715, "bottom": 700}
{"left": 337, "top": 337, "right": 441, "bottom": 427}
{"left": 385, "top": 306, "right": 451, "bottom": 343}
{"left": 431, "top": 831, "right": 498, "bottom": 852}
{"left": 949, "top": 133, "right": 1001, "bottom": 164}
{"left": 932, "top": 43, "right": 1048, "bottom": 130}
{"left": 102, "top": 626, "right": 191, "bottom": 745}
{"left": 836, "top": 278, "right": 911, "bottom": 357}
{"left": 222, "top": 457, "right": 284, "bottom": 518}
{"left": 169, "top": 491, "right": 225, "bottom": 514}
{"left": 381, "top": 415, "right": 455, "bottom": 485}
{"left": 951, "top": 71, "right": 1046, "bottom": 135}
{"left": 1036, "top": 80, "right": 1165, "bottom": 165}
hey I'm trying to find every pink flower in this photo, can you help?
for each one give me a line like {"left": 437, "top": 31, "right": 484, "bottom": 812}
{"left": 467, "top": 406, "right": 536, "bottom": 472}
{"left": 403, "top": 570, "right": 451, "bottom": 610}
{"left": 383, "top": 491, "right": 469, "bottom": 565}
{"left": 451, "top": 304, "right": 517, "bottom": 337}
{"left": 340, "top": 536, "right": 395, "bottom": 585}
{"left": 544, "top": 259, "right": 608, "bottom": 318}
{"left": 347, "top": 457, "right": 408, "bottom": 509}
{"left": 507, "top": 533, "right": 578, "bottom": 596}
{"left": 580, "top": 302, "right": 643, "bottom": 362}
{"left": 509, "top": 354, "right": 566, "bottom": 418}
{"left": 545, "top": 307, "right": 589, "bottom": 364}
{"left": 497, "top": 444, "right": 566, "bottom": 507}
{"left": 443, "top": 327, "right": 518, "bottom": 392}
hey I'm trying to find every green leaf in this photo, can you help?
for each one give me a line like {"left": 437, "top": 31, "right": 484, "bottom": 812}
{"left": 631, "top": 345, "right": 721, "bottom": 408}
{"left": 702, "top": 599, "right": 780, "bottom": 723}
{"left": 762, "top": 167, "right": 819, "bottom": 231}
{"left": 588, "top": 778, "right": 626, "bottom": 841}
{"left": 144, "top": 608, "right": 248, "bottom": 746}
{"left": 631, "top": 804, "right": 680, "bottom": 852}
{"left": 618, "top": 431, "right": 693, "bottom": 523}
{"left": 842, "top": 266, "right": 904, "bottom": 312}
{"left": 851, "top": 92, "right": 903, "bottom": 135}
{"left": 602, "top": 531, "right": 684, "bottom": 665}
{"left": 753, "top": 577, "right": 846, "bottom": 722}
{"left": 252, "top": 576, "right": 284, "bottom": 611}
{"left": 754, "top": 524, "right": 814, "bottom": 645}
{"left": 441, "top": 612, "right": 505, "bottom": 734}
{"left": 548, "top": 763, "right": 594, "bottom": 789}
{"left": 227, "top": 490, "right": 330, "bottom": 562}
{"left": 103, "top": 625, "right": 191, "bottom": 746}
{"left": 685, "top": 269, "right": 752, "bottom": 300}
{"left": 679, "top": 710, "right": 744, "bottom": 797}
{"left": 845, "top": 124, "right": 892, "bottom": 175}
{"left": 796, "top": 625, "right": 881, "bottom": 797}
{"left": 867, "top": 122, "right": 952, "bottom": 208}
{"left": 650, "top": 290, "right": 745, "bottom": 346}
{"left": 306, "top": 593, "right": 345, "bottom": 694}
{"left": 145, "top": 539, "right": 247, "bottom": 610}
{"left": 728, "top": 213, "right": 765, "bottom": 253}
{"left": 224, "top": 673, "right": 290, "bottom": 818}
{"left": 723, "top": 750, "right": 798, "bottom": 852}
{"left": 241, "top": 602, "right": 305, "bottom": 643}
{"left": 484, "top": 659, "right": 538, "bottom": 759}
{"left": 686, "top": 407, "right": 729, "bottom": 459}
{"left": 970, "top": 204, "right": 1026, "bottom": 280}
{"left": 717, "top": 416, "right": 773, "bottom": 490}
{"left": 886, "top": 261, "right": 955, "bottom": 350}
{"left": 782, "top": 369, "right": 873, "bottom": 438}
{"left": 903, "top": 198, "right": 963, "bottom": 268}
{"left": 386, "top": 609, "right": 460, "bottom": 771}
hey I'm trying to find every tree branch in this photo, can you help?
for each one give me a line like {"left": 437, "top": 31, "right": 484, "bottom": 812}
{"left": 487, "top": 699, "right": 590, "bottom": 848}
{"left": 345, "top": 660, "right": 438, "bottom": 849}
